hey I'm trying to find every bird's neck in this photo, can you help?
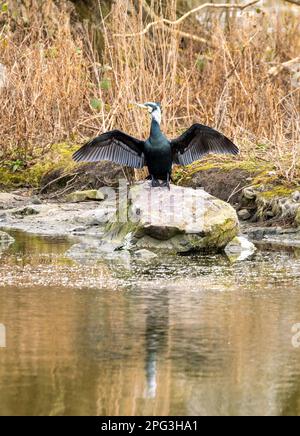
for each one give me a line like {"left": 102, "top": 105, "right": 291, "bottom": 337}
{"left": 150, "top": 110, "right": 162, "bottom": 139}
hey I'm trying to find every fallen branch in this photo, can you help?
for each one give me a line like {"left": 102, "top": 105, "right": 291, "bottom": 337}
{"left": 39, "top": 171, "right": 79, "bottom": 195}
{"left": 114, "top": 0, "right": 260, "bottom": 38}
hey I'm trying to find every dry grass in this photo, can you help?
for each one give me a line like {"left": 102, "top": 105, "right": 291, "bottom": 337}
{"left": 0, "top": 0, "right": 299, "bottom": 182}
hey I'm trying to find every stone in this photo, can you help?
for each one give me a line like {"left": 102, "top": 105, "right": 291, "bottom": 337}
{"left": 225, "top": 236, "right": 257, "bottom": 262}
{"left": 13, "top": 207, "right": 40, "bottom": 217}
{"left": 31, "top": 196, "right": 43, "bottom": 205}
{"left": 0, "top": 193, "right": 27, "bottom": 210}
{"left": 238, "top": 209, "right": 251, "bottom": 221}
{"left": 65, "top": 190, "right": 105, "bottom": 203}
{"left": 0, "top": 231, "right": 15, "bottom": 257}
{"left": 243, "top": 187, "right": 257, "bottom": 200}
{"left": 104, "top": 182, "right": 239, "bottom": 253}
{"left": 0, "top": 231, "right": 15, "bottom": 244}
{"left": 134, "top": 249, "right": 158, "bottom": 261}
{"left": 292, "top": 191, "right": 300, "bottom": 202}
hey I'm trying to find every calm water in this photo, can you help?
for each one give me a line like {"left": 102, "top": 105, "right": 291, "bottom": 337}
{"left": 0, "top": 231, "right": 300, "bottom": 416}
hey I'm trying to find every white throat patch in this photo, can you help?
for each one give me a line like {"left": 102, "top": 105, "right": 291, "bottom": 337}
{"left": 152, "top": 107, "right": 162, "bottom": 125}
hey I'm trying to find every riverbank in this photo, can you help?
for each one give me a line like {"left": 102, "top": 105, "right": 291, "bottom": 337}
{"left": 1, "top": 152, "right": 299, "bottom": 225}
{"left": 1, "top": 179, "right": 300, "bottom": 255}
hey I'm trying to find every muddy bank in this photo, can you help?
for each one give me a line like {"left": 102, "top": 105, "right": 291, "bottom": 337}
{"left": 0, "top": 190, "right": 299, "bottom": 255}
{"left": 175, "top": 159, "right": 300, "bottom": 227}
{"left": 1, "top": 158, "right": 299, "bottom": 250}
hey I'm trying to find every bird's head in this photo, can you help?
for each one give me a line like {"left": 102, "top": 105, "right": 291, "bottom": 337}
{"left": 132, "top": 102, "right": 162, "bottom": 124}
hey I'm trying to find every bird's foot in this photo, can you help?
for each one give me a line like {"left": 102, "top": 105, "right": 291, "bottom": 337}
{"left": 160, "top": 181, "right": 171, "bottom": 190}
{"left": 151, "top": 178, "right": 161, "bottom": 188}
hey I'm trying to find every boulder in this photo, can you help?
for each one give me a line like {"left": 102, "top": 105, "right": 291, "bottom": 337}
{"left": 104, "top": 182, "right": 239, "bottom": 253}
{"left": 65, "top": 189, "right": 105, "bottom": 203}
{"left": 0, "top": 193, "right": 28, "bottom": 210}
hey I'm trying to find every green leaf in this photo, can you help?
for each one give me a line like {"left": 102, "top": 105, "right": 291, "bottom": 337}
{"left": 90, "top": 98, "right": 102, "bottom": 111}
{"left": 100, "top": 78, "right": 111, "bottom": 90}
{"left": 1, "top": 3, "right": 8, "bottom": 13}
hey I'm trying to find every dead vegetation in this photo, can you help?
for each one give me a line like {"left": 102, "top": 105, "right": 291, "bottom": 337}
{"left": 0, "top": 0, "right": 299, "bottom": 186}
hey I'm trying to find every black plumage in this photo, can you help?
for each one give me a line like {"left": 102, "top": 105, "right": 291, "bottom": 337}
{"left": 171, "top": 124, "right": 239, "bottom": 166}
{"left": 73, "top": 102, "right": 239, "bottom": 188}
{"left": 73, "top": 130, "right": 145, "bottom": 169}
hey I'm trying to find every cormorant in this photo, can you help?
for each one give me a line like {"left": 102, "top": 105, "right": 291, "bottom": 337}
{"left": 73, "top": 102, "right": 239, "bottom": 188}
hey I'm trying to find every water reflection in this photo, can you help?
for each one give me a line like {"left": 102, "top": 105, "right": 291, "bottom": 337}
{"left": 0, "top": 231, "right": 300, "bottom": 415}
{"left": 144, "top": 289, "right": 169, "bottom": 399}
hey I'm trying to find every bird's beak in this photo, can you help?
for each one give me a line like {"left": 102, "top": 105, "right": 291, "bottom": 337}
{"left": 130, "top": 102, "right": 148, "bottom": 110}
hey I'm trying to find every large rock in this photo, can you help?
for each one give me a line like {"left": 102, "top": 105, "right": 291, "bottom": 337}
{"left": 0, "top": 193, "right": 30, "bottom": 210}
{"left": 104, "top": 182, "right": 239, "bottom": 253}
{"left": 65, "top": 189, "right": 105, "bottom": 203}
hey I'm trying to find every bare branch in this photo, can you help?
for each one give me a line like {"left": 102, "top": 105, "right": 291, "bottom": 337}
{"left": 140, "top": 1, "right": 209, "bottom": 44}
{"left": 114, "top": 0, "right": 260, "bottom": 38}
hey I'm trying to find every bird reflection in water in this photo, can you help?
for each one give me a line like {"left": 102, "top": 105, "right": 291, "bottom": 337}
{"left": 144, "top": 289, "right": 169, "bottom": 398}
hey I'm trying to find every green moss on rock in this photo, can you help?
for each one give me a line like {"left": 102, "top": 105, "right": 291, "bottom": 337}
{"left": 103, "top": 182, "right": 239, "bottom": 254}
{"left": 0, "top": 142, "right": 78, "bottom": 189}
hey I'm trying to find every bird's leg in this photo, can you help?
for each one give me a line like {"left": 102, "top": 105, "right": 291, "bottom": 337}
{"left": 160, "top": 173, "right": 171, "bottom": 190}
{"left": 151, "top": 175, "right": 160, "bottom": 188}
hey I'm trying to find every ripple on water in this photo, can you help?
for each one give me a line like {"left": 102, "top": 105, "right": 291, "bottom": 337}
{"left": 0, "top": 231, "right": 300, "bottom": 291}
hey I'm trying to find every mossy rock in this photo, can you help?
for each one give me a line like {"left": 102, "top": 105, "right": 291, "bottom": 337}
{"left": 0, "top": 142, "right": 78, "bottom": 190}
{"left": 103, "top": 182, "right": 239, "bottom": 254}
{"left": 65, "top": 189, "right": 105, "bottom": 203}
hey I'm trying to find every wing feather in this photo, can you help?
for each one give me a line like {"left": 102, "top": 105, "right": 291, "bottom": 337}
{"left": 73, "top": 130, "right": 145, "bottom": 169}
{"left": 171, "top": 124, "right": 239, "bottom": 165}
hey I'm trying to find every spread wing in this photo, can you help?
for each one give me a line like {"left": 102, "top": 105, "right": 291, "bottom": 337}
{"left": 171, "top": 124, "right": 239, "bottom": 166}
{"left": 73, "top": 130, "right": 145, "bottom": 169}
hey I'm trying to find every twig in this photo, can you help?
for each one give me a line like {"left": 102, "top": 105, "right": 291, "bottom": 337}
{"left": 227, "top": 183, "right": 253, "bottom": 203}
{"left": 140, "top": 0, "right": 209, "bottom": 44}
{"left": 39, "top": 171, "right": 79, "bottom": 194}
{"left": 172, "top": 29, "right": 209, "bottom": 44}
{"left": 114, "top": 1, "right": 260, "bottom": 38}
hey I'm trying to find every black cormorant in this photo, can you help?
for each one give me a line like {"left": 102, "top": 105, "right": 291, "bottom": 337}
{"left": 73, "top": 102, "right": 239, "bottom": 188}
